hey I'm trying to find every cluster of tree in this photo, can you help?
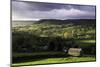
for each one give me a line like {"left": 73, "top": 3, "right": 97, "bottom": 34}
{"left": 12, "top": 30, "right": 79, "bottom": 51}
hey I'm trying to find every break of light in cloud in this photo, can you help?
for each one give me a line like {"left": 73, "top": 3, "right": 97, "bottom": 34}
{"left": 12, "top": 1, "right": 96, "bottom": 21}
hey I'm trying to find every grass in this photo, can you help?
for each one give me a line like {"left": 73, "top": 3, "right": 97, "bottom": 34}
{"left": 75, "top": 39, "right": 96, "bottom": 47}
{"left": 12, "top": 56, "right": 96, "bottom": 67}
{"left": 78, "top": 40, "right": 96, "bottom": 43}
{"left": 13, "top": 52, "right": 65, "bottom": 57}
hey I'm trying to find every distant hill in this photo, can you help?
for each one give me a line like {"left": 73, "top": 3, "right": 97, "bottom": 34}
{"left": 12, "top": 19, "right": 96, "bottom": 27}
{"left": 37, "top": 19, "right": 96, "bottom": 25}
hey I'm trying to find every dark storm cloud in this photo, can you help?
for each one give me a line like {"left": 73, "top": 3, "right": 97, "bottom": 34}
{"left": 12, "top": 1, "right": 96, "bottom": 20}
{"left": 12, "top": 1, "right": 71, "bottom": 11}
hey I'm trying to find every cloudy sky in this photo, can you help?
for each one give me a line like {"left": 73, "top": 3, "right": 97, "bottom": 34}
{"left": 12, "top": 0, "right": 96, "bottom": 21}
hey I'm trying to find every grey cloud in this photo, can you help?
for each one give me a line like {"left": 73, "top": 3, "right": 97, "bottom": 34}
{"left": 12, "top": 1, "right": 96, "bottom": 20}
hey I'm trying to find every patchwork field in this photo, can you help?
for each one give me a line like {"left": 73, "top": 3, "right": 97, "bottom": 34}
{"left": 12, "top": 19, "right": 96, "bottom": 66}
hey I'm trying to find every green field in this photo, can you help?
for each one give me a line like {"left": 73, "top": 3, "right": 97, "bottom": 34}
{"left": 12, "top": 56, "right": 96, "bottom": 66}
